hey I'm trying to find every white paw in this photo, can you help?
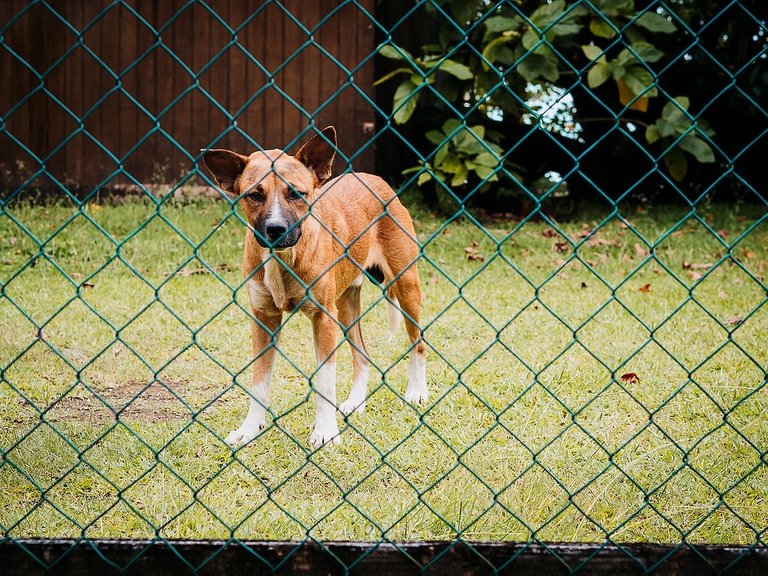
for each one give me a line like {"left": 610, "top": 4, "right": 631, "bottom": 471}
{"left": 404, "top": 386, "right": 429, "bottom": 404}
{"left": 339, "top": 397, "right": 366, "bottom": 416}
{"left": 225, "top": 421, "right": 264, "bottom": 447}
{"left": 309, "top": 417, "right": 341, "bottom": 448}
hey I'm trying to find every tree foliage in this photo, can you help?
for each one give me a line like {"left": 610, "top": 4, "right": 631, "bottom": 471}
{"left": 378, "top": 0, "right": 726, "bottom": 205}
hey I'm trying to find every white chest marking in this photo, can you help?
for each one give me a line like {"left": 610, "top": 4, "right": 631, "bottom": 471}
{"left": 264, "top": 257, "right": 288, "bottom": 310}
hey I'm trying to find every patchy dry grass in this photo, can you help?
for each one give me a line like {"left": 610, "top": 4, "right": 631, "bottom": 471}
{"left": 0, "top": 195, "right": 766, "bottom": 543}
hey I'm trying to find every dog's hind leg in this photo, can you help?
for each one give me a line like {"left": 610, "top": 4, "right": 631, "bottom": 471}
{"left": 338, "top": 279, "right": 370, "bottom": 416}
{"left": 391, "top": 266, "right": 428, "bottom": 404}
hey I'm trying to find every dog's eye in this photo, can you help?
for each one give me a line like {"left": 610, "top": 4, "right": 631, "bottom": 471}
{"left": 245, "top": 187, "right": 264, "bottom": 202}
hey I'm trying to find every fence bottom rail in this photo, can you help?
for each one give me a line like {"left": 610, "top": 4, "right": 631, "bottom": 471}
{"left": 1, "top": 538, "right": 766, "bottom": 575}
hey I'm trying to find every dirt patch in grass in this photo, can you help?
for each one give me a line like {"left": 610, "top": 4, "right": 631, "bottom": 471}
{"left": 50, "top": 379, "right": 210, "bottom": 424}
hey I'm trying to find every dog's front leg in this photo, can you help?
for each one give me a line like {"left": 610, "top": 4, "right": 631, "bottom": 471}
{"left": 226, "top": 311, "right": 282, "bottom": 447}
{"left": 309, "top": 307, "right": 341, "bottom": 447}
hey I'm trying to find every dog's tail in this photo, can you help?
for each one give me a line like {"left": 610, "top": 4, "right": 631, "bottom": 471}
{"left": 386, "top": 288, "right": 402, "bottom": 343}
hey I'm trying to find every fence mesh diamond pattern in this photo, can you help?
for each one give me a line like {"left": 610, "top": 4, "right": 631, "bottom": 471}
{"left": 1, "top": 0, "right": 767, "bottom": 573}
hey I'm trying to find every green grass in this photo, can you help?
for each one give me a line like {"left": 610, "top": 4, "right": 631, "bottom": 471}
{"left": 0, "top": 196, "right": 766, "bottom": 544}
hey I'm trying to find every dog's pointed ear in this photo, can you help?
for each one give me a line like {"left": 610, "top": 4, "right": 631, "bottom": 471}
{"left": 295, "top": 126, "right": 336, "bottom": 185}
{"left": 201, "top": 149, "right": 248, "bottom": 195}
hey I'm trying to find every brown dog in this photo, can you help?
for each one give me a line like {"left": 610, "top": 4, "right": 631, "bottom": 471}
{"left": 202, "top": 127, "right": 427, "bottom": 447}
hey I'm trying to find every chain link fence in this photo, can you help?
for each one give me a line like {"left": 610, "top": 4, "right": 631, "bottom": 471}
{"left": 1, "top": 0, "right": 767, "bottom": 573}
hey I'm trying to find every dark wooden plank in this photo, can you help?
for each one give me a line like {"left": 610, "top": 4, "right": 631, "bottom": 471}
{"left": 316, "top": 0, "right": 340, "bottom": 165}
{"left": 119, "top": 0, "right": 139, "bottom": 184}
{"left": 264, "top": 1, "right": 283, "bottom": 149}
{"left": 280, "top": 0, "right": 302, "bottom": 149}
{"left": 204, "top": 0, "right": 229, "bottom": 152}
{"left": 1, "top": 540, "right": 767, "bottom": 576}
{"left": 170, "top": 0, "right": 193, "bottom": 177}
{"left": 353, "top": 0, "right": 376, "bottom": 173}
{"left": 99, "top": 2, "right": 121, "bottom": 186}
{"left": 298, "top": 0, "right": 321, "bottom": 142}
{"left": 133, "top": 0, "right": 157, "bottom": 186}
{"left": 190, "top": 0, "right": 210, "bottom": 155}
{"left": 227, "top": 0, "right": 247, "bottom": 150}
{"left": 154, "top": 0, "right": 176, "bottom": 178}
{"left": 28, "top": 2, "right": 49, "bottom": 182}
{"left": 64, "top": 0, "right": 85, "bottom": 185}
{"left": 241, "top": 2, "right": 265, "bottom": 150}
{"left": 78, "top": 0, "right": 107, "bottom": 187}
{"left": 5, "top": 0, "right": 33, "bottom": 184}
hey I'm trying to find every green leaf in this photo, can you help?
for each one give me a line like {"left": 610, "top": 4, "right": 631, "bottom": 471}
{"left": 662, "top": 96, "right": 690, "bottom": 126}
{"left": 582, "top": 44, "right": 604, "bottom": 61}
{"left": 629, "top": 41, "right": 664, "bottom": 63}
{"left": 470, "top": 124, "right": 486, "bottom": 139}
{"left": 653, "top": 118, "right": 677, "bottom": 138}
{"left": 615, "top": 48, "right": 636, "bottom": 68}
{"left": 587, "top": 62, "right": 611, "bottom": 87}
{"left": 635, "top": 12, "right": 676, "bottom": 34}
{"left": 530, "top": 0, "right": 566, "bottom": 27}
{"left": 665, "top": 147, "right": 688, "bottom": 181}
{"left": 417, "top": 171, "right": 433, "bottom": 186}
{"left": 451, "top": 165, "right": 469, "bottom": 187}
{"left": 474, "top": 152, "right": 500, "bottom": 167}
{"left": 426, "top": 130, "right": 445, "bottom": 145}
{"left": 474, "top": 164, "right": 498, "bottom": 181}
{"left": 484, "top": 16, "right": 522, "bottom": 33}
{"left": 373, "top": 67, "right": 413, "bottom": 86}
{"left": 449, "top": 0, "right": 478, "bottom": 27}
{"left": 590, "top": 18, "right": 616, "bottom": 39}
{"left": 442, "top": 118, "right": 463, "bottom": 135}
{"left": 392, "top": 80, "right": 419, "bottom": 124}
{"left": 622, "top": 66, "right": 658, "bottom": 98}
{"left": 679, "top": 135, "right": 715, "bottom": 163}
{"left": 522, "top": 29, "right": 540, "bottom": 51}
{"left": 379, "top": 44, "right": 413, "bottom": 61}
{"left": 434, "top": 144, "right": 449, "bottom": 167}
{"left": 517, "top": 53, "right": 559, "bottom": 83}
{"left": 645, "top": 124, "right": 661, "bottom": 144}
{"left": 482, "top": 36, "right": 515, "bottom": 66}
{"left": 441, "top": 156, "right": 462, "bottom": 175}
{"left": 437, "top": 59, "right": 474, "bottom": 80}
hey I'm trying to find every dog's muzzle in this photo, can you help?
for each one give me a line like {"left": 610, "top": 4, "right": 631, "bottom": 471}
{"left": 255, "top": 217, "right": 301, "bottom": 249}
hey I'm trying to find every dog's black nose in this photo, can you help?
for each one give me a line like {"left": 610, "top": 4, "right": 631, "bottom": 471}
{"left": 266, "top": 223, "right": 287, "bottom": 240}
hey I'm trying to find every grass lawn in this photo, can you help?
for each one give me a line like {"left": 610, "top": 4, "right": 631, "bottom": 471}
{"left": 0, "top": 195, "right": 766, "bottom": 544}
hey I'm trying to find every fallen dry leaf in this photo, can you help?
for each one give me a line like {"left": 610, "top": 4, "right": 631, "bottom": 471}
{"left": 717, "top": 229, "right": 729, "bottom": 238}
{"left": 542, "top": 228, "right": 558, "bottom": 239}
{"left": 554, "top": 242, "right": 569, "bottom": 253}
{"left": 587, "top": 237, "right": 621, "bottom": 248}
{"left": 638, "top": 283, "right": 651, "bottom": 293}
{"left": 621, "top": 372, "right": 640, "bottom": 384}
{"left": 634, "top": 243, "right": 647, "bottom": 257}
{"left": 82, "top": 282, "right": 95, "bottom": 289}
{"left": 743, "top": 249, "right": 756, "bottom": 260}
{"left": 464, "top": 241, "right": 485, "bottom": 262}
{"left": 688, "top": 271, "right": 703, "bottom": 281}
{"left": 682, "top": 262, "right": 712, "bottom": 271}
{"left": 575, "top": 228, "right": 591, "bottom": 239}
{"left": 725, "top": 316, "right": 743, "bottom": 327}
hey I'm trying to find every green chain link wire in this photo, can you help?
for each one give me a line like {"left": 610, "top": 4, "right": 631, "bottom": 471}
{"left": 1, "top": 0, "right": 766, "bottom": 573}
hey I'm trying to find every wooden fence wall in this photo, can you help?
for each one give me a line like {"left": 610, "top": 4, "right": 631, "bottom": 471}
{"left": 0, "top": 0, "right": 377, "bottom": 189}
